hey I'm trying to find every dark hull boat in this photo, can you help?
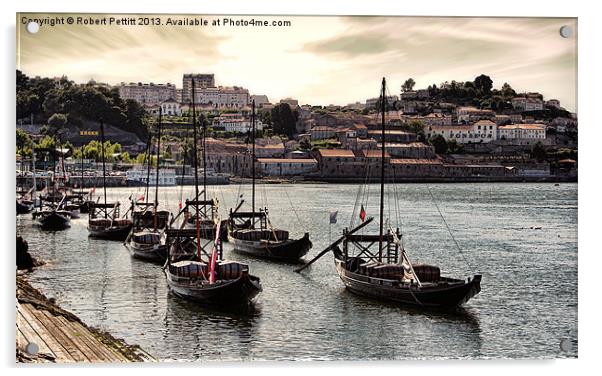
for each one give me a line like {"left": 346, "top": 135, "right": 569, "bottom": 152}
{"left": 166, "top": 260, "right": 262, "bottom": 306}
{"left": 227, "top": 100, "right": 312, "bottom": 262}
{"left": 297, "top": 77, "right": 481, "bottom": 311}
{"left": 33, "top": 210, "right": 71, "bottom": 230}
{"left": 17, "top": 200, "right": 33, "bottom": 215}
{"left": 334, "top": 257, "right": 481, "bottom": 309}
{"left": 228, "top": 228, "right": 312, "bottom": 262}
{"left": 88, "top": 218, "right": 133, "bottom": 241}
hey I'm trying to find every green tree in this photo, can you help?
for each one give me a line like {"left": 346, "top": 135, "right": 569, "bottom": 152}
{"left": 501, "top": 82, "right": 516, "bottom": 98}
{"left": 401, "top": 78, "right": 416, "bottom": 92}
{"left": 16, "top": 129, "right": 32, "bottom": 156}
{"left": 270, "top": 103, "right": 297, "bottom": 137}
{"left": 429, "top": 134, "right": 448, "bottom": 154}
{"left": 531, "top": 142, "right": 547, "bottom": 162}
{"left": 48, "top": 113, "right": 68, "bottom": 130}
{"left": 474, "top": 74, "right": 493, "bottom": 97}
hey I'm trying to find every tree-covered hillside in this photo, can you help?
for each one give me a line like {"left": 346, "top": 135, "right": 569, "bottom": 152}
{"left": 16, "top": 70, "right": 149, "bottom": 141}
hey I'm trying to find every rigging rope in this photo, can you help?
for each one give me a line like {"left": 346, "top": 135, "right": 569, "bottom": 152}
{"left": 283, "top": 184, "right": 304, "bottom": 229}
{"left": 426, "top": 184, "right": 475, "bottom": 274}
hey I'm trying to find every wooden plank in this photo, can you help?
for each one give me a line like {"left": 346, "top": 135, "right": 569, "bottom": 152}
{"left": 17, "top": 308, "right": 57, "bottom": 359}
{"left": 54, "top": 316, "right": 115, "bottom": 363}
{"left": 16, "top": 327, "right": 27, "bottom": 349}
{"left": 69, "top": 321, "right": 127, "bottom": 363}
{"left": 35, "top": 309, "right": 89, "bottom": 362}
{"left": 19, "top": 304, "right": 75, "bottom": 362}
{"left": 52, "top": 316, "right": 102, "bottom": 362}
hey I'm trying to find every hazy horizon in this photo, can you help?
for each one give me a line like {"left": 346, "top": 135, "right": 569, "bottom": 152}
{"left": 17, "top": 14, "right": 577, "bottom": 112}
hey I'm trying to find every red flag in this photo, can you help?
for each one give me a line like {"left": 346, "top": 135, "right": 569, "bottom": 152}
{"left": 359, "top": 205, "right": 366, "bottom": 222}
{"left": 179, "top": 201, "right": 182, "bottom": 209}
{"left": 138, "top": 194, "right": 145, "bottom": 202}
{"left": 209, "top": 224, "right": 220, "bottom": 284}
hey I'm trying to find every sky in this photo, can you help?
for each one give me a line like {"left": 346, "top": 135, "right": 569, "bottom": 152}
{"left": 17, "top": 14, "right": 577, "bottom": 112}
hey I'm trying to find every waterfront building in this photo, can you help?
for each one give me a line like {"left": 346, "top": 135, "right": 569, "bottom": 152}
{"left": 255, "top": 144, "right": 286, "bottom": 158}
{"left": 256, "top": 158, "right": 318, "bottom": 176}
{"left": 378, "top": 142, "right": 436, "bottom": 159}
{"left": 126, "top": 168, "right": 177, "bottom": 186}
{"left": 390, "top": 158, "right": 443, "bottom": 177}
{"left": 118, "top": 82, "right": 176, "bottom": 106}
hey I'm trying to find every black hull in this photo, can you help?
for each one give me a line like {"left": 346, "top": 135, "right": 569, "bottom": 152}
{"left": 125, "top": 241, "right": 168, "bottom": 263}
{"left": 16, "top": 200, "right": 33, "bottom": 215}
{"left": 229, "top": 232, "right": 312, "bottom": 262}
{"left": 167, "top": 273, "right": 262, "bottom": 307}
{"left": 36, "top": 212, "right": 71, "bottom": 231}
{"left": 88, "top": 224, "right": 133, "bottom": 241}
{"left": 335, "top": 259, "right": 481, "bottom": 309}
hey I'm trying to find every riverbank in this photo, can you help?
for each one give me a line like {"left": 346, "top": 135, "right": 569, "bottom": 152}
{"left": 16, "top": 274, "right": 155, "bottom": 363}
{"left": 231, "top": 175, "right": 577, "bottom": 184}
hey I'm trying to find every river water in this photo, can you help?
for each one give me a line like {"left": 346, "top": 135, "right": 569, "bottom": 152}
{"left": 17, "top": 182, "right": 578, "bottom": 360}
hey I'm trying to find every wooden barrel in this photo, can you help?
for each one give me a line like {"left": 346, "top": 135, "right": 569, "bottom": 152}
{"left": 412, "top": 264, "right": 440, "bottom": 282}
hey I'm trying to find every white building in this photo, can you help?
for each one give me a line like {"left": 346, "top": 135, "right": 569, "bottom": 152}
{"left": 279, "top": 98, "right": 299, "bottom": 108}
{"left": 426, "top": 120, "right": 498, "bottom": 143}
{"left": 546, "top": 99, "right": 561, "bottom": 109}
{"left": 251, "top": 95, "right": 270, "bottom": 107}
{"left": 213, "top": 113, "right": 264, "bottom": 133}
{"left": 512, "top": 97, "right": 544, "bottom": 112}
{"left": 366, "top": 96, "right": 399, "bottom": 108}
{"left": 193, "top": 86, "right": 249, "bottom": 108}
{"left": 126, "top": 168, "right": 176, "bottom": 186}
{"left": 160, "top": 100, "right": 181, "bottom": 116}
{"left": 498, "top": 124, "right": 546, "bottom": 140}
{"left": 118, "top": 82, "right": 176, "bottom": 106}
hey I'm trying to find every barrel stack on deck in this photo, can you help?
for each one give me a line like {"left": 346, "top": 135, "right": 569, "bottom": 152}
{"left": 16, "top": 276, "right": 155, "bottom": 363}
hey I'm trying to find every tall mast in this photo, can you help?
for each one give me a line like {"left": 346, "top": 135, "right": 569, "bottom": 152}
{"left": 201, "top": 112, "right": 207, "bottom": 214}
{"left": 80, "top": 145, "right": 84, "bottom": 194}
{"left": 378, "top": 77, "right": 386, "bottom": 261}
{"left": 144, "top": 131, "right": 152, "bottom": 205}
{"left": 155, "top": 108, "right": 162, "bottom": 209}
{"left": 100, "top": 119, "right": 108, "bottom": 218}
{"left": 32, "top": 146, "right": 37, "bottom": 202}
{"left": 191, "top": 78, "right": 202, "bottom": 260}
{"left": 251, "top": 100, "right": 256, "bottom": 224}
{"left": 191, "top": 80, "right": 200, "bottom": 219}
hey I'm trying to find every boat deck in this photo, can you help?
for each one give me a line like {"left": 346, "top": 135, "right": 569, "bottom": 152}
{"left": 16, "top": 277, "right": 154, "bottom": 363}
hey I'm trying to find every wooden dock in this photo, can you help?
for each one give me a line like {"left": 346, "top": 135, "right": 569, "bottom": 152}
{"left": 16, "top": 276, "right": 154, "bottom": 363}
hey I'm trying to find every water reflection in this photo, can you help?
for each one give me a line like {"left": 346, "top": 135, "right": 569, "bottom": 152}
{"left": 163, "top": 292, "right": 261, "bottom": 360}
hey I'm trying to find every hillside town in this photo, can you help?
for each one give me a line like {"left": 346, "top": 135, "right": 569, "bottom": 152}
{"left": 16, "top": 71, "right": 578, "bottom": 183}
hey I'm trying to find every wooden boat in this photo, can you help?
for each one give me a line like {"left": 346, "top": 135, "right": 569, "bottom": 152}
{"left": 16, "top": 199, "right": 33, "bottom": 215}
{"left": 164, "top": 79, "right": 262, "bottom": 307}
{"left": 298, "top": 78, "right": 481, "bottom": 309}
{"left": 32, "top": 194, "right": 71, "bottom": 230}
{"left": 164, "top": 228, "right": 262, "bottom": 306}
{"left": 125, "top": 111, "right": 172, "bottom": 262}
{"left": 87, "top": 120, "right": 132, "bottom": 241}
{"left": 227, "top": 100, "right": 312, "bottom": 262}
